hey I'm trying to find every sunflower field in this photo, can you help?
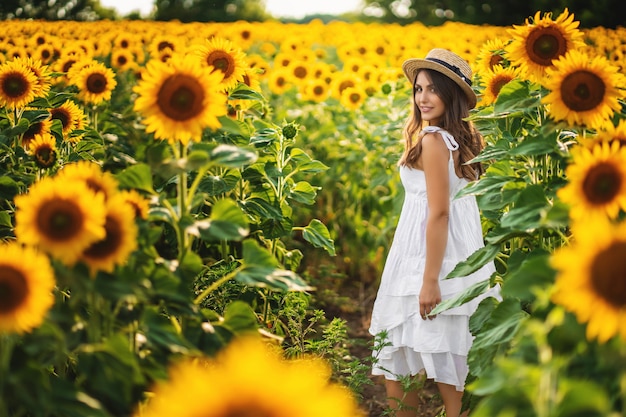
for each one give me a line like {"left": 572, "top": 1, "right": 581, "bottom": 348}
{"left": 1, "top": 8, "right": 626, "bottom": 417}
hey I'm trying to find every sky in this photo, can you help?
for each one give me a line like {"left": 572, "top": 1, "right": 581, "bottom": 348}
{"left": 99, "top": 0, "right": 363, "bottom": 18}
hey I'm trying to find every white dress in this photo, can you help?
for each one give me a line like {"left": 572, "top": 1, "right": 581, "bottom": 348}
{"left": 369, "top": 126, "right": 500, "bottom": 391}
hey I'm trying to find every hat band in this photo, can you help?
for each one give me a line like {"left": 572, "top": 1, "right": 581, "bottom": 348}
{"left": 426, "top": 57, "right": 472, "bottom": 87}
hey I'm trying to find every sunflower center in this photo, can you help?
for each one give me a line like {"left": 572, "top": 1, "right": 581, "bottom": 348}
{"left": 590, "top": 241, "right": 626, "bottom": 308}
{"left": 293, "top": 66, "right": 307, "bottom": 79}
{"left": 38, "top": 199, "right": 84, "bottom": 241}
{"left": 117, "top": 56, "right": 128, "bottom": 65}
{"left": 560, "top": 70, "right": 605, "bottom": 112}
{"left": 34, "top": 146, "right": 57, "bottom": 168}
{"left": 491, "top": 75, "right": 513, "bottom": 97}
{"left": 51, "top": 109, "right": 70, "bottom": 128}
{"left": 157, "top": 74, "right": 205, "bottom": 122}
{"left": 207, "top": 51, "right": 235, "bottom": 78}
{"left": 527, "top": 26, "right": 567, "bottom": 66}
{"left": 83, "top": 216, "right": 122, "bottom": 259}
{"left": 2, "top": 73, "right": 29, "bottom": 98}
{"left": 582, "top": 162, "right": 622, "bottom": 205}
{"left": 86, "top": 73, "right": 108, "bottom": 94}
{"left": 0, "top": 266, "right": 28, "bottom": 314}
{"left": 489, "top": 54, "right": 504, "bottom": 70}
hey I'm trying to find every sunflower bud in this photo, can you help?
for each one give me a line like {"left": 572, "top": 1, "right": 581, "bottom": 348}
{"left": 281, "top": 122, "right": 299, "bottom": 139}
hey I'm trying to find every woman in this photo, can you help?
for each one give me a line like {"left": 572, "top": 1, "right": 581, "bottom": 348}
{"left": 369, "top": 48, "right": 500, "bottom": 417}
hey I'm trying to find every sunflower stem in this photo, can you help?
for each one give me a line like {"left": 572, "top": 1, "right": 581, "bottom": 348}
{"left": 177, "top": 142, "right": 189, "bottom": 260}
{"left": 0, "top": 334, "right": 15, "bottom": 417}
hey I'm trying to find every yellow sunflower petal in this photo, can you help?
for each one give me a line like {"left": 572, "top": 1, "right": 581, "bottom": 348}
{"left": 136, "top": 336, "right": 363, "bottom": 417}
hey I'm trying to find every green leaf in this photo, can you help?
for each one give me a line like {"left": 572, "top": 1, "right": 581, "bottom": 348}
{"left": 0, "top": 175, "right": 19, "bottom": 200}
{"left": 250, "top": 127, "right": 279, "bottom": 147}
{"left": 501, "top": 251, "right": 555, "bottom": 300}
{"left": 228, "top": 85, "right": 265, "bottom": 101}
{"left": 217, "top": 115, "right": 253, "bottom": 137}
{"left": 198, "top": 170, "right": 241, "bottom": 196}
{"left": 290, "top": 148, "right": 329, "bottom": 173}
{"left": 431, "top": 279, "right": 491, "bottom": 315}
{"left": 115, "top": 163, "right": 155, "bottom": 194}
{"left": 301, "top": 219, "right": 336, "bottom": 256}
{"left": 235, "top": 240, "right": 312, "bottom": 291}
{"left": 186, "top": 199, "right": 249, "bottom": 242}
{"left": 221, "top": 300, "right": 259, "bottom": 334}
{"left": 210, "top": 144, "right": 258, "bottom": 167}
{"left": 494, "top": 80, "right": 541, "bottom": 115}
{"left": 446, "top": 244, "right": 500, "bottom": 279}
{"left": 509, "top": 130, "right": 558, "bottom": 156}
{"left": 468, "top": 298, "right": 528, "bottom": 376}
{"left": 289, "top": 181, "right": 318, "bottom": 205}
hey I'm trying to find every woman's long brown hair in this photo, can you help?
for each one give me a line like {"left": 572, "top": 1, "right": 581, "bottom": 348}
{"left": 399, "top": 69, "right": 484, "bottom": 181}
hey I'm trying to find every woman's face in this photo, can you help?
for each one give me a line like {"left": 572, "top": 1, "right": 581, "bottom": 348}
{"left": 414, "top": 71, "right": 445, "bottom": 125}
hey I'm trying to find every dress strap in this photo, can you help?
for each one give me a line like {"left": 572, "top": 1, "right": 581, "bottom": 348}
{"left": 421, "top": 126, "right": 459, "bottom": 151}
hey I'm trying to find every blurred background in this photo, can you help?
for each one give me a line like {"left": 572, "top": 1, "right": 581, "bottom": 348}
{"left": 1, "top": 0, "right": 622, "bottom": 28}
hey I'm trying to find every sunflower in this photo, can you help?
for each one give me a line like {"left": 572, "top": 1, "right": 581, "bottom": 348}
{"left": 135, "top": 336, "right": 362, "bottom": 417}
{"left": 302, "top": 79, "right": 329, "bottom": 103}
{"left": 110, "top": 49, "right": 137, "bottom": 72}
{"left": 71, "top": 61, "right": 117, "bottom": 105}
{"left": 14, "top": 176, "right": 106, "bottom": 266}
{"left": 476, "top": 37, "right": 510, "bottom": 79}
{"left": 480, "top": 65, "right": 523, "bottom": 106}
{"left": 80, "top": 194, "right": 138, "bottom": 276}
{"left": 0, "top": 58, "right": 38, "bottom": 109}
{"left": 507, "top": 8, "right": 585, "bottom": 83}
{"left": 52, "top": 54, "right": 80, "bottom": 84}
{"left": 28, "top": 133, "right": 57, "bottom": 169}
{"left": 557, "top": 141, "right": 626, "bottom": 221}
{"left": 0, "top": 242, "right": 55, "bottom": 334}
{"left": 339, "top": 86, "right": 367, "bottom": 110}
{"left": 50, "top": 99, "right": 86, "bottom": 139}
{"left": 22, "top": 57, "right": 52, "bottom": 99}
{"left": 119, "top": 189, "right": 150, "bottom": 220}
{"left": 133, "top": 54, "right": 227, "bottom": 145}
{"left": 267, "top": 67, "right": 292, "bottom": 95}
{"left": 33, "top": 44, "right": 55, "bottom": 64}
{"left": 542, "top": 50, "right": 626, "bottom": 131}
{"left": 551, "top": 217, "right": 626, "bottom": 342}
{"left": 57, "top": 160, "right": 119, "bottom": 201}
{"left": 21, "top": 117, "right": 52, "bottom": 149}
{"left": 194, "top": 37, "right": 247, "bottom": 92}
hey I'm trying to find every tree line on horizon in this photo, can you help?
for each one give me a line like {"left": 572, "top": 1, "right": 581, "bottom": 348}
{"left": 1, "top": 0, "right": 622, "bottom": 28}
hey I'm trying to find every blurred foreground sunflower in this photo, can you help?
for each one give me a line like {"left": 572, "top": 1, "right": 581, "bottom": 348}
{"left": 551, "top": 217, "right": 626, "bottom": 342}
{"left": 136, "top": 336, "right": 363, "bottom": 417}
{"left": 542, "top": 50, "right": 626, "bottom": 131}
{"left": 557, "top": 140, "right": 626, "bottom": 221}
{"left": 0, "top": 243, "right": 55, "bottom": 334}
{"left": 133, "top": 54, "right": 227, "bottom": 145}
{"left": 57, "top": 160, "right": 119, "bottom": 201}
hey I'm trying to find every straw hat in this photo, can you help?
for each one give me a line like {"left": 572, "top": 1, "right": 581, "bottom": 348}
{"left": 402, "top": 48, "right": 476, "bottom": 109}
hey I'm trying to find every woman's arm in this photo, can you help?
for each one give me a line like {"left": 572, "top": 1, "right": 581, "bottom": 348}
{"left": 419, "top": 132, "right": 450, "bottom": 319}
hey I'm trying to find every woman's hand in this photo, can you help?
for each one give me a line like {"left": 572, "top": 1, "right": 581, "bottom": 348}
{"left": 419, "top": 280, "right": 441, "bottom": 320}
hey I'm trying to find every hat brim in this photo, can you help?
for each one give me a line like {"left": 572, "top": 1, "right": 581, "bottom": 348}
{"left": 402, "top": 58, "right": 477, "bottom": 109}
